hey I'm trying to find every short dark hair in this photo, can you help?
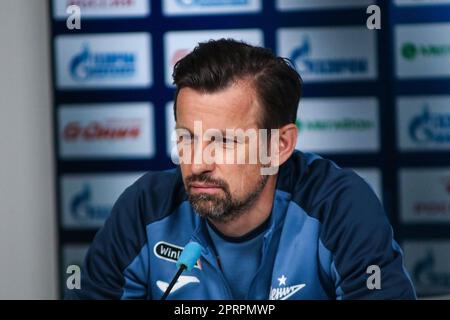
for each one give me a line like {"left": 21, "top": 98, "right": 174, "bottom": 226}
{"left": 172, "top": 38, "right": 302, "bottom": 129}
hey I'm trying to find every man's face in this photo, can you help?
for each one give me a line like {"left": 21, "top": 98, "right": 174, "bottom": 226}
{"left": 175, "top": 80, "right": 270, "bottom": 223}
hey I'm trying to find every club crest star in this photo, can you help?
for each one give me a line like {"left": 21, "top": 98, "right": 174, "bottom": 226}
{"left": 278, "top": 275, "right": 287, "bottom": 286}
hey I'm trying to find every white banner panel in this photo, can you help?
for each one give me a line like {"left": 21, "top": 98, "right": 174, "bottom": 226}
{"left": 53, "top": 0, "right": 150, "bottom": 19}
{"left": 395, "top": 23, "right": 450, "bottom": 79}
{"left": 395, "top": 0, "right": 450, "bottom": 6}
{"left": 403, "top": 241, "right": 450, "bottom": 297}
{"left": 58, "top": 103, "right": 154, "bottom": 159}
{"left": 277, "top": 0, "right": 373, "bottom": 11}
{"left": 163, "top": 0, "right": 261, "bottom": 16}
{"left": 55, "top": 33, "right": 152, "bottom": 89}
{"left": 61, "top": 172, "right": 144, "bottom": 229}
{"left": 397, "top": 96, "right": 450, "bottom": 151}
{"left": 400, "top": 168, "right": 450, "bottom": 223}
{"left": 277, "top": 27, "right": 377, "bottom": 82}
{"left": 164, "top": 29, "right": 263, "bottom": 86}
{"left": 296, "top": 97, "right": 380, "bottom": 153}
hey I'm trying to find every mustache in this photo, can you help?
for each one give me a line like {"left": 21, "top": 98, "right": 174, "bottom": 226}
{"left": 185, "top": 173, "right": 228, "bottom": 190}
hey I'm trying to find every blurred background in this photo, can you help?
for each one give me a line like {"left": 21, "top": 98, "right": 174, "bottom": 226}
{"left": 0, "top": 0, "right": 449, "bottom": 299}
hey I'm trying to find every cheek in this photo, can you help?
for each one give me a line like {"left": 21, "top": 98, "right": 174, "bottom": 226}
{"left": 221, "top": 164, "right": 261, "bottom": 193}
{"left": 180, "top": 164, "right": 191, "bottom": 180}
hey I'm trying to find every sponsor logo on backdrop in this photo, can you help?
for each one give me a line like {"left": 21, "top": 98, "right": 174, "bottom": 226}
{"left": 276, "top": 0, "right": 373, "bottom": 11}
{"left": 400, "top": 169, "right": 450, "bottom": 223}
{"left": 164, "top": 29, "right": 263, "bottom": 86}
{"left": 401, "top": 42, "right": 450, "bottom": 61}
{"left": 63, "top": 119, "right": 140, "bottom": 141}
{"left": 291, "top": 37, "right": 368, "bottom": 76}
{"left": 413, "top": 251, "right": 450, "bottom": 294}
{"left": 295, "top": 97, "right": 379, "bottom": 153}
{"left": 409, "top": 107, "right": 450, "bottom": 145}
{"left": 414, "top": 177, "right": 450, "bottom": 217}
{"left": 396, "top": 24, "right": 450, "bottom": 78}
{"left": 70, "top": 184, "right": 110, "bottom": 221}
{"left": 55, "top": 33, "right": 151, "bottom": 89}
{"left": 61, "top": 173, "right": 142, "bottom": 228}
{"left": 296, "top": 117, "right": 375, "bottom": 133}
{"left": 277, "top": 27, "right": 377, "bottom": 82}
{"left": 163, "top": 0, "right": 261, "bottom": 16}
{"left": 69, "top": 44, "right": 136, "bottom": 82}
{"left": 53, "top": 0, "right": 150, "bottom": 19}
{"left": 397, "top": 96, "right": 450, "bottom": 150}
{"left": 395, "top": 0, "right": 450, "bottom": 6}
{"left": 404, "top": 241, "right": 450, "bottom": 296}
{"left": 58, "top": 103, "right": 154, "bottom": 159}
{"left": 174, "top": 0, "right": 248, "bottom": 4}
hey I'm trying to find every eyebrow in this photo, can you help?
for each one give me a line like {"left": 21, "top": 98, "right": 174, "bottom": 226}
{"left": 174, "top": 125, "right": 193, "bottom": 134}
{"left": 175, "top": 126, "right": 232, "bottom": 137}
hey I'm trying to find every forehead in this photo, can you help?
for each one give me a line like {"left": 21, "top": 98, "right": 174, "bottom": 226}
{"left": 176, "top": 80, "right": 261, "bottom": 130}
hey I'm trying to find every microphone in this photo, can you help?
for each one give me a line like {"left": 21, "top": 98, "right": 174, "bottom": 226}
{"left": 160, "top": 241, "right": 202, "bottom": 300}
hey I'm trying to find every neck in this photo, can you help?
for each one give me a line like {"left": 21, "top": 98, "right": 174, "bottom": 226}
{"left": 208, "top": 175, "right": 277, "bottom": 238}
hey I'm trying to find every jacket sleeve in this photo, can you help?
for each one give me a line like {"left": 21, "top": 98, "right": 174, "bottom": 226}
{"left": 320, "top": 172, "right": 416, "bottom": 300}
{"left": 65, "top": 180, "right": 150, "bottom": 300}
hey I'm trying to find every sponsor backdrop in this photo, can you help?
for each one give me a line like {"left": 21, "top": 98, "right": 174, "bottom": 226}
{"left": 50, "top": 0, "right": 450, "bottom": 297}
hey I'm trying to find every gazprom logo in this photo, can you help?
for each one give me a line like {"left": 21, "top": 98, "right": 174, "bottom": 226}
{"left": 70, "top": 44, "right": 136, "bottom": 81}
{"left": 290, "top": 37, "right": 368, "bottom": 75}
{"left": 409, "top": 106, "right": 450, "bottom": 144}
{"left": 175, "top": 0, "right": 249, "bottom": 6}
{"left": 413, "top": 250, "right": 450, "bottom": 292}
{"left": 70, "top": 184, "right": 111, "bottom": 221}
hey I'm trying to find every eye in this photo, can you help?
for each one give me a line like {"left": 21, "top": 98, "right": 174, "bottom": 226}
{"left": 177, "top": 133, "right": 193, "bottom": 144}
{"left": 222, "top": 137, "right": 237, "bottom": 148}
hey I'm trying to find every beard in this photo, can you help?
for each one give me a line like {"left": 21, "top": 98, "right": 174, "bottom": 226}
{"left": 185, "top": 172, "right": 269, "bottom": 223}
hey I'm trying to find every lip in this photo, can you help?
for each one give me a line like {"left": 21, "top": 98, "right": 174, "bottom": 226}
{"left": 189, "top": 183, "right": 222, "bottom": 194}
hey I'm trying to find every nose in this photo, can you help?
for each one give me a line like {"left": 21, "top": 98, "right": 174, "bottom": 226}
{"left": 191, "top": 161, "right": 214, "bottom": 175}
{"left": 190, "top": 140, "right": 216, "bottom": 175}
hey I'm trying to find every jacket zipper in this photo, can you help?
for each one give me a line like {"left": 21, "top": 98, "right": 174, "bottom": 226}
{"left": 191, "top": 235, "right": 234, "bottom": 299}
{"left": 245, "top": 230, "right": 273, "bottom": 299}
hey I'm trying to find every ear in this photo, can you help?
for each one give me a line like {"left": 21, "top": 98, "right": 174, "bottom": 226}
{"left": 277, "top": 123, "right": 298, "bottom": 166}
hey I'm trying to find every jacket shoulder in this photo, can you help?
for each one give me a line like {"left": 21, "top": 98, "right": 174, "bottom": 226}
{"left": 122, "top": 167, "right": 187, "bottom": 224}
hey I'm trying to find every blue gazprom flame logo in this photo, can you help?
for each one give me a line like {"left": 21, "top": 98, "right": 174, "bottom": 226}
{"left": 69, "top": 44, "right": 136, "bottom": 81}
{"left": 289, "top": 36, "right": 368, "bottom": 75}
{"left": 413, "top": 250, "right": 450, "bottom": 293}
{"left": 175, "top": 0, "right": 248, "bottom": 6}
{"left": 290, "top": 36, "right": 311, "bottom": 73}
{"left": 409, "top": 106, "right": 450, "bottom": 144}
{"left": 70, "top": 184, "right": 111, "bottom": 221}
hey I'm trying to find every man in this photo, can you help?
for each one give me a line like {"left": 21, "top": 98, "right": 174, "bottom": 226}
{"left": 66, "top": 39, "right": 416, "bottom": 300}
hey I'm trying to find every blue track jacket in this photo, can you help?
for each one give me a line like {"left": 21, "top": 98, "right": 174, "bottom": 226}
{"left": 66, "top": 151, "right": 416, "bottom": 300}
